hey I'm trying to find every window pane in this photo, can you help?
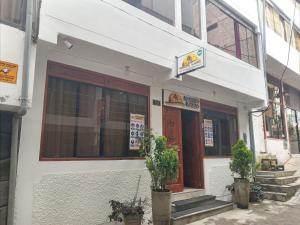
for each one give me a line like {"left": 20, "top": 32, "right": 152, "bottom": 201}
{"left": 43, "top": 77, "right": 148, "bottom": 158}
{"left": 294, "top": 30, "right": 300, "bottom": 51}
{"left": 0, "top": 0, "right": 27, "bottom": 29}
{"left": 181, "top": 0, "right": 201, "bottom": 38}
{"left": 238, "top": 24, "right": 258, "bottom": 67}
{"left": 203, "top": 109, "right": 237, "bottom": 156}
{"left": 206, "top": 1, "right": 237, "bottom": 57}
{"left": 122, "top": 0, "right": 175, "bottom": 25}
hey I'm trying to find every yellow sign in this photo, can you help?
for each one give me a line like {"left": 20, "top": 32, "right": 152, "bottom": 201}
{"left": 0, "top": 61, "right": 18, "bottom": 84}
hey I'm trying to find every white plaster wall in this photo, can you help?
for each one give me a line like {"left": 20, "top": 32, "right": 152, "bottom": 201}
{"left": 203, "top": 158, "right": 233, "bottom": 201}
{"left": 266, "top": 139, "right": 291, "bottom": 164}
{"left": 0, "top": 24, "right": 36, "bottom": 111}
{"left": 37, "top": 0, "right": 267, "bottom": 102}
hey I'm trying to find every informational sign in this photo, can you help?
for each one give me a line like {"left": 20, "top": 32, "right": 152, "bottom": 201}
{"left": 176, "top": 48, "right": 205, "bottom": 77}
{"left": 163, "top": 90, "right": 200, "bottom": 112}
{"left": 129, "top": 113, "right": 145, "bottom": 150}
{"left": 204, "top": 119, "right": 214, "bottom": 147}
{"left": 0, "top": 61, "right": 18, "bottom": 84}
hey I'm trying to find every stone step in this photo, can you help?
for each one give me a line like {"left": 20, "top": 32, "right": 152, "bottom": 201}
{"left": 263, "top": 191, "right": 290, "bottom": 202}
{"left": 256, "top": 170, "right": 296, "bottom": 178}
{"left": 172, "top": 195, "right": 216, "bottom": 213}
{"left": 172, "top": 189, "right": 205, "bottom": 202}
{"left": 260, "top": 182, "right": 300, "bottom": 196}
{"left": 255, "top": 175, "right": 299, "bottom": 185}
{"left": 171, "top": 200, "right": 233, "bottom": 225}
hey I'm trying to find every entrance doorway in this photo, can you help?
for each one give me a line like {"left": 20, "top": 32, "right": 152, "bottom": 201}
{"left": 287, "top": 108, "right": 300, "bottom": 154}
{"left": 163, "top": 107, "right": 203, "bottom": 193}
{"left": 0, "top": 112, "right": 13, "bottom": 225}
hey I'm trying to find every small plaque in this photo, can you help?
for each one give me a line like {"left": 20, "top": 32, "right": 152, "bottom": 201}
{"left": 0, "top": 61, "right": 18, "bottom": 84}
{"left": 152, "top": 99, "right": 161, "bottom": 106}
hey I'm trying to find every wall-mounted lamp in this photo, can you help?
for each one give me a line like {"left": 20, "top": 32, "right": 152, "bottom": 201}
{"left": 63, "top": 39, "right": 73, "bottom": 49}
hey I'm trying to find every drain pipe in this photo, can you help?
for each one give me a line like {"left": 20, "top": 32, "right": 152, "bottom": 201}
{"left": 19, "top": 0, "right": 34, "bottom": 116}
{"left": 7, "top": 0, "right": 34, "bottom": 224}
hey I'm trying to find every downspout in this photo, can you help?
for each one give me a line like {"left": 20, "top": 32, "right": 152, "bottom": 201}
{"left": 7, "top": 0, "right": 34, "bottom": 224}
{"left": 19, "top": 0, "right": 34, "bottom": 116}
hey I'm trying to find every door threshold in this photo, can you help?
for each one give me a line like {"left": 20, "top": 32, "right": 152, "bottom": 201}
{"left": 172, "top": 188, "right": 205, "bottom": 202}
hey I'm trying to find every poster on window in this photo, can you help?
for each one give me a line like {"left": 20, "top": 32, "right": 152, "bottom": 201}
{"left": 129, "top": 113, "right": 145, "bottom": 150}
{"left": 204, "top": 119, "right": 214, "bottom": 147}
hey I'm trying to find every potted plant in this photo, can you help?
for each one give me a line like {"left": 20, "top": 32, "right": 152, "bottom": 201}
{"left": 108, "top": 176, "right": 147, "bottom": 225}
{"left": 249, "top": 184, "right": 264, "bottom": 202}
{"left": 108, "top": 198, "right": 145, "bottom": 225}
{"left": 140, "top": 131, "right": 179, "bottom": 225}
{"left": 229, "top": 140, "right": 253, "bottom": 209}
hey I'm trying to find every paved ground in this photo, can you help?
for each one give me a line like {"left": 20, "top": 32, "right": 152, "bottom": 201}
{"left": 189, "top": 155, "right": 300, "bottom": 225}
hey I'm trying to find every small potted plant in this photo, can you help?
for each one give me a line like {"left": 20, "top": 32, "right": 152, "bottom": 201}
{"left": 230, "top": 140, "right": 253, "bottom": 209}
{"left": 108, "top": 176, "right": 147, "bottom": 225}
{"left": 108, "top": 198, "right": 145, "bottom": 225}
{"left": 249, "top": 184, "right": 264, "bottom": 202}
{"left": 140, "top": 131, "right": 179, "bottom": 225}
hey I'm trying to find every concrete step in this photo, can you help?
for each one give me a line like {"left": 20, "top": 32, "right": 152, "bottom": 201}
{"left": 172, "top": 189, "right": 205, "bottom": 202}
{"left": 256, "top": 170, "right": 296, "bottom": 178}
{"left": 255, "top": 175, "right": 299, "bottom": 185}
{"left": 171, "top": 200, "right": 233, "bottom": 225}
{"left": 172, "top": 195, "right": 216, "bottom": 213}
{"left": 263, "top": 191, "right": 290, "bottom": 202}
{"left": 260, "top": 182, "right": 300, "bottom": 196}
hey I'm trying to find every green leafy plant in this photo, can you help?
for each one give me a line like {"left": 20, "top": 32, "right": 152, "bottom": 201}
{"left": 230, "top": 140, "right": 253, "bottom": 180}
{"left": 250, "top": 184, "right": 264, "bottom": 202}
{"left": 108, "top": 176, "right": 147, "bottom": 222}
{"left": 140, "top": 131, "right": 179, "bottom": 192}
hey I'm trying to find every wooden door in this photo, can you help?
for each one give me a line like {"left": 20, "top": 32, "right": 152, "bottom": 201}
{"left": 182, "top": 111, "right": 203, "bottom": 188}
{"left": 163, "top": 107, "right": 183, "bottom": 193}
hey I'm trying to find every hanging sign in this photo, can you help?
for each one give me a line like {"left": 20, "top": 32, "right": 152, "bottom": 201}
{"left": 163, "top": 90, "right": 200, "bottom": 112}
{"left": 129, "top": 113, "right": 145, "bottom": 150}
{"left": 204, "top": 119, "right": 214, "bottom": 147}
{"left": 176, "top": 48, "right": 205, "bottom": 77}
{"left": 0, "top": 61, "right": 18, "bottom": 84}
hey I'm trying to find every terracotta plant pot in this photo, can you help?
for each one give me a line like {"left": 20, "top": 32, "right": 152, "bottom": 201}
{"left": 234, "top": 179, "right": 250, "bottom": 209}
{"left": 123, "top": 214, "right": 143, "bottom": 225}
{"left": 152, "top": 190, "right": 171, "bottom": 225}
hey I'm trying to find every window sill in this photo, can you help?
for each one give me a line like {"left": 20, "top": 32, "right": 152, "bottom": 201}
{"left": 39, "top": 156, "right": 145, "bottom": 161}
{"left": 204, "top": 156, "right": 232, "bottom": 159}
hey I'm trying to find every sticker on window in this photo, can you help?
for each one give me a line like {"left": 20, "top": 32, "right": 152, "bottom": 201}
{"left": 129, "top": 113, "right": 145, "bottom": 150}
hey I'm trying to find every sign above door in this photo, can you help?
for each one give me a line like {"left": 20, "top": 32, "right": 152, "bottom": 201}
{"left": 176, "top": 48, "right": 205, "bottom": 77}
{"left": 163, "top": 90, "right": 200, "bottom": 112}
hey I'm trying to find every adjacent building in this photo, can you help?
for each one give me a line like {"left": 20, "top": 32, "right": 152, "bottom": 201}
{"left": 2, "top": 0, "right": 299, "bottom": 225}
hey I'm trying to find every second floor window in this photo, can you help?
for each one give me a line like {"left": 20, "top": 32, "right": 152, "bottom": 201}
{"left": 122, "top": 0, "right": 175, "bottom": 25}
{"left": 181, "top": 0, "right": 201, "bottom": 39}
{"left": 266, "top": 3, "right": 292, "bottom": 43}
{"left": 0, "top": 0, "right": 27, "bottom": 29}
{"left": 206, "top": 0, "right": 258, "bottom": 67}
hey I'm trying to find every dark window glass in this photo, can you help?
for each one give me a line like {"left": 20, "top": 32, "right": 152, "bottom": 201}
{"left": 181, "top": 0, "right": 201, "bottom": 38}
{"left": 264, "top": 84, "right": 284, "bottom": 139}
{"left": 43, "top": 77, "right": 148, "bottom": 158}
{"left": 0, "top": 0, "right": 27, "bottom": 29}
{"left": 206, "top": 0, "right": 258, "bottom": 67}
{"left": 122, "top": 0, "right": 175, "bottom": 25}
{"left": 203, "top": 109, "right": 238, "bottom": 156}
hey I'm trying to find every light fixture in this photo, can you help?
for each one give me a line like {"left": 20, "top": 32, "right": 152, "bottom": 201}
{"left": 63, "top": 39, "right": 73, "bottom": 49}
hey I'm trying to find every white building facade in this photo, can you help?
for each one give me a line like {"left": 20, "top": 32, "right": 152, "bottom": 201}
{"left": 0, "top": 0, "right": 275, "bottom": 225}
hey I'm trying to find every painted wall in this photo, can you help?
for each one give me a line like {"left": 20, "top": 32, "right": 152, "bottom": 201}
{"left": 0, "top": 24, "right": 36, "bottom": 111}
{"left": 37, "top": 0, "right": 267, "bottom": 103}
{"left": 13, "top": 35, "right": 256, "bottom": 224}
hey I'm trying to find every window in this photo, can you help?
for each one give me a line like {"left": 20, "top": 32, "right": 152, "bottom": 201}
{"left": 41, "top": 63, "right": 149, "bottom": 159}
{"left": 181, "top": 0, "right": 201, "bottom": 38}
{"left": 122, "top": 0, "right": 175, "bottom": 25}
{"left": 264, "top": 83, "right": 284, "bottom": 139}
{"left": 202, "top": 101, "right": 238, "bottom": 157}
{"left": 294, "top": 29, "right": 300, "bottom": 51}
{"left": 206, "top": 0, "right": 258, "bottom": 67}
{"left": 266, "top": 4, "right": 292, "bottom": 43}
{"left": 0, "top": 0, "right": 27, "bottom": 29}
